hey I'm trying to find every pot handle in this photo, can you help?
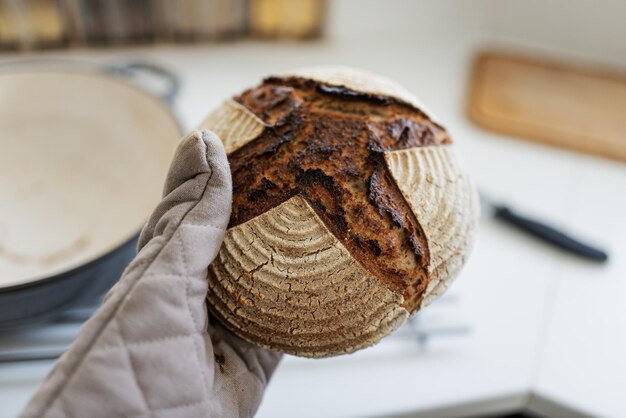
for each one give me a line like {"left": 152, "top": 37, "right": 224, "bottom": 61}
{"left": 0, "top": 58, "right": 180, "bottom": 105}
{"left": 109, "top": 61, "right": 180, "bottom": 105}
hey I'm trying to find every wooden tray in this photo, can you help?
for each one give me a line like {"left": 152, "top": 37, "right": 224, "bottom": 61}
{"left": 467, "top": 52, "right": 626, "bottom": 163}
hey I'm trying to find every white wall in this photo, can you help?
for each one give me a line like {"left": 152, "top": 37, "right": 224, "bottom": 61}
{"left": 328, "top": 0, "right": 626, "bottom": 66}
{"left": 327, "top": 0, "right": 488, "bottom": 43}
{"left": 484, "top": 0, "right": 626, "bottom": 66}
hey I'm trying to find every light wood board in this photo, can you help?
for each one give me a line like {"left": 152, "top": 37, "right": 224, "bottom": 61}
{"left": 468, "top": 52, "right": 626, "bottom": 163}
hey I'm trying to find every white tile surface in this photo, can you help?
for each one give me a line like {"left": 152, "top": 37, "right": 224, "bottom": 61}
{"left": 533, "top": 158, "right": 626, "bottom": 418}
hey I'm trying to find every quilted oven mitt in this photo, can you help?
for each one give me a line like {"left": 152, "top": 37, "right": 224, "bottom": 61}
{"left": 21, "top": 131, "right": 281, "bottom": 418}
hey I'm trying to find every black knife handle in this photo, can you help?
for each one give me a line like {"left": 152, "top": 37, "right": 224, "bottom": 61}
{"left": 493, "top": 206, "right": 609, "bottom": 262}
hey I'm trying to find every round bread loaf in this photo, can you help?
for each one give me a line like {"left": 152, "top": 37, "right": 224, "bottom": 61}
{"left": 199, "top": 66, "right": 479, "bottom": 358}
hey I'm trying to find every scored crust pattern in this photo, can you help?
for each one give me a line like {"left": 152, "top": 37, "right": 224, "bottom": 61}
{"left": 202, "top": 67, "right": 478, "bottom": 357}
{"left": 384, "top": 146, "right": 479, "bottom": 307}
{"left": 198, "top": 99, "right": 266, "bottom": 154}
{"left": 207, "top": 196, "right": 409, "bottom": 357}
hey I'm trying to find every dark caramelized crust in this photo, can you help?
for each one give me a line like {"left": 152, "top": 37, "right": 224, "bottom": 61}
{"left": 227, "top": 77, "right": 450, "bottom": 311}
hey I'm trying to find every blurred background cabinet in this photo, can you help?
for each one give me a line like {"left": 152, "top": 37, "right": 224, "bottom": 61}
{"left": 0, "top": 0, "right": 326, "bottom": 50}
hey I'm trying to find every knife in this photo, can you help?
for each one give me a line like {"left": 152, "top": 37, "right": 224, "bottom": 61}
{"left": 481, "top": 195, "right": 609, "bottom": 262}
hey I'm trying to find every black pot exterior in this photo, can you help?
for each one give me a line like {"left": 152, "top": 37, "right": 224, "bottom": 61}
{"left": 0, "top": 236, "right": 138, "bottom": 330}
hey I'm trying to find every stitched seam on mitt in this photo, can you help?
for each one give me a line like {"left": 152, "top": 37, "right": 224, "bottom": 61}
{"left": 150, "top": 398, "right": 208, "bottom": 414}
{"left": 184, "top": 278, "right": 212, "bottom": 405}
{"left": 177, "top": 231, "right": 212, "bottom": 401}
{"left": 180, "top": 222, "right": 223, "bottom": 229}
{"left": 90, "top": 333, "right": 196, "bottom": 352}
{"left": 115, "top": 316, "right": 152, "bottom": 417}
{"left": 55, "top": 393, "right": 73, "bottom": 418}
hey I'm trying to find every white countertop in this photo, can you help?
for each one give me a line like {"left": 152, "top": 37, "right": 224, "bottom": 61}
{"left": 1, "top": 33, "right": 625, "bottom": 418}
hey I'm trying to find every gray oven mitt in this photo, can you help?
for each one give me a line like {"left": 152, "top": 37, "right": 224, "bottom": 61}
{"left": 21, "top": 130, "right": 281, "bottom": 418}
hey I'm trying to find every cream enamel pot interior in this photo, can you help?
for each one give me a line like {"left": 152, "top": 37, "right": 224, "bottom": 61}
{"left": 0, "top": 63, "right": 181, "bottom": 328}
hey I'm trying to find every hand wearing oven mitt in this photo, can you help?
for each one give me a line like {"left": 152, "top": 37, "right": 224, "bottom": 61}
{"left": 21, "top": 131, "right": 282, "bottom": 418}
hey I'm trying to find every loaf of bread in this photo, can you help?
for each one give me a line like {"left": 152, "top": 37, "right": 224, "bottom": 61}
{"left": 199, "top": 66, "right": 478, "bottom": 357}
